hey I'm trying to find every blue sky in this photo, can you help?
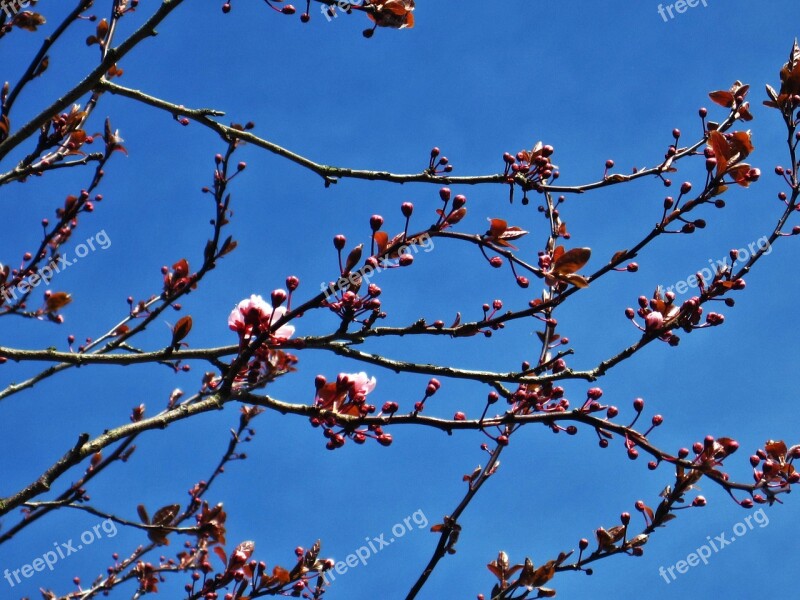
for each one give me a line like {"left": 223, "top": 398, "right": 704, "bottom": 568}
{"left": 1, "top": 1, "right": 799, "bottom": 599}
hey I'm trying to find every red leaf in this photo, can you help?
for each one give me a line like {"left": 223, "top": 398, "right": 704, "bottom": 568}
{"left": 610, "top": 249, "right": 628, "bottom": 264}
{"left": 213, "top": 545, "right": 228, "bottom": 567}
{"left": 45, "top": 292, "right": 72, "bottom": 313}
{"left": 172, "top": 259, "right": 190, "bottom": 278}
{"left": 151, "top": 504, "right": 180, "bottom": 526}
{"left": 488, "top": 218, "right": 507, "bottom": 238}
{"left": 445, "top": 207, "right": 467, "bottom": 225}
{"left": 374, "top": 231, "right": 389, "bottom": 255}
{"left": 96, "top": 18, "right": 109, "bottom": 41}
{"left": 172, "top": 315, "right": 193, "bottom": 346}
{"left": 137, "top": 504, "right": 150, "bottom": 524}
{"left": 552, "top": 248, "right": 591, "bottom": 275}
{"left": 344, "top": 244, "right": 363, "bottom": 273}
{"left": 709, "top": 90, "right": 734, "bottom": 108}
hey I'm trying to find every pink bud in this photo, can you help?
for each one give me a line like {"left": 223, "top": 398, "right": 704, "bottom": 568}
{"left": 644, "top": 312, "right": 664, "bottom": 331}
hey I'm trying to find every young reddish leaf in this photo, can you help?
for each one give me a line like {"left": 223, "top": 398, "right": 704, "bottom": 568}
{"left": 67, "top": 130, "right": 87, "bottom": 153}
{"left": 708, "top": 130, "right": 729, "bottom": 176}
{"left": 66, "top": 108, "right": 87, "bottom": 129}
{"left": 709, "top": 90, "right": 734, "bottom": 107}
{"left": 146, "top": 504, "right": 180, "bottom": 546}
{"left": 660, "top": 513, "right": 678, "bottom": 524}
{"left": 485, "top": 219, "right": 528, "bottom": 248}
{"left": 445, "top": 207, "right": 467, "bottom": 225}
{"left": 13, "top": 11, "right": 46, "bottom": 32}
{"left": 45, "top": 292, "right": 72, "bottom": 313}
{"left": 172, "top": 315, "right": 193, "bottom": 345}
{"left": 555, "top": 550, "right": 574, "bottom": 565}
{"left": 499, "top": 226, "right": 528, "bottom": 242}
{"left": 368, "top": 0, "right": 415, "bottom": 29}
{"left": 531, "top": 560, "right": 556, "bottom": 587}
{"left": 488, "top": 218, "right": 508, "bottom": 238}
{"left": 213, "top": 545, "right": 228, "bottom": 567}
{"left": 272, "top": 565, "right": 290, "bottom": 584}
{"left": 710, "top": 183, "right": 729, "bottom": 197}
{"left": 151, "top": 504, "right": 180, "bottom": 526}
{"left": 106, "top": 63, "right": 124, "bottom": 79}
{"left": 559, "top": 273, "right": 590, "bottom": 288}
{"left": 137, "top": 504, "right": 150, "bottom": 524}
{"left": 536, "top": 331, "right": 560, "bottom": 343}
{"left": 766, "top": 440, "right": 788, "bottom": 460}
{"left": 552, "top": 248, "right": 591, "bottom": 275}
{"left": 643, "top": 504, "right": 655, "bottom": 522}
{"left": 610, "top": 249, "right": 629, "bottom": 264}
{"left": 96, "top": 18, "right": 109, "bottom": 41}
{"left": 552, "top": 245, "right": 565, "bottom": 263}
{"left": 374, "top": 231, "right": 389, "bottom": 255}
{"left": 730, "top": 130, "right": 754, "bottom": 155}
{"left": 709, "top": 81, "right": 749, "bottom": 108}
{"left": 344, "top": 244, "right": 363, "bottom": 273}
{"left": 219, "top": 235, "right": 237, "bottom": 257}
{"left": 727, "top": 164, "right": 753, "bottom": 186}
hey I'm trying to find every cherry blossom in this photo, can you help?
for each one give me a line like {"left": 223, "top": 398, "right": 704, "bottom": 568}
{"left": 314, "top": 371, "right": 377, "bottom": 414}
{"left": 228, "top": 294, "right": 295, "bottom": 342}
{"left": 344, "top": 371, "right": 377, "bottom": 400}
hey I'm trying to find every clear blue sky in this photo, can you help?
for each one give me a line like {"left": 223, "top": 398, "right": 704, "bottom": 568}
{"left": 1, "top": 1, "right": 799, "bottom": 599}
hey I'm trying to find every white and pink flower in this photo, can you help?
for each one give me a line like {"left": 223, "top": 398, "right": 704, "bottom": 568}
{"left": 343, "top": 371, "right": 377, "bottom": 400}
{"left": 228, "top": 293, "right": 295, "bottom": 342}
{"left": 315, "top": 371, "right": 377, "bottom": 414}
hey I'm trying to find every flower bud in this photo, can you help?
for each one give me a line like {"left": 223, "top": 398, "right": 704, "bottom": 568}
{"left": 271, "top": 289, "right": 287, "bottom": 308}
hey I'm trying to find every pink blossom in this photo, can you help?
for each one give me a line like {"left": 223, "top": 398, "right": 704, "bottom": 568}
{"left": 228, "top": 294, "right": 295, "bottom": 341}
{"left": 316, "top": 371, "right": 377, "bottom": 413}
{"left": 343, "top": 371, "right": 377, "bottom": 399}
